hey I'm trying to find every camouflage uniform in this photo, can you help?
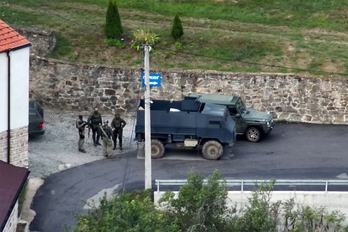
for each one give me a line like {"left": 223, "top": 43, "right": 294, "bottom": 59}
{"left": 76, "top": 115, "right": 87, "bottom": 153}
{"left": 100, "top": 121, "right": 113, "bottom": 157}
{"left": 87, "top": 111, "right": 102, "bottom": 146}
{"left": 111, "top": 113, "right": 127, "bottom": 150}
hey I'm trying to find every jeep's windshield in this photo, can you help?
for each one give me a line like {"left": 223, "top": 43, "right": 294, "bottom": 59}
{"left": 237, "top": 98, "right": 246, "bottom": 113}
{"left": 201, "top": 103, "right": 226, "bottom": 117}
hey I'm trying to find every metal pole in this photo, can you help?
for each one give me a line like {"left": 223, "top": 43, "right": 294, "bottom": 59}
{"left": 144, "top": 45, "right": 152, "bottom": 190}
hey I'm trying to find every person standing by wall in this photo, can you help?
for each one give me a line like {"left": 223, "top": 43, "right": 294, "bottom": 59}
{"left": 76, "top": 115, "right": 87, "bottom": 153}
{"left": 111, "top": 113, "right": 127, "bottom": 150}
{"left": 87, "top": 107, "right": 103, "bottom": 146}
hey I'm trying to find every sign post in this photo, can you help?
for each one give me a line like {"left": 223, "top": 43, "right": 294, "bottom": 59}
{"left": 142, "top": 73, "right": 161, "bottom": 87}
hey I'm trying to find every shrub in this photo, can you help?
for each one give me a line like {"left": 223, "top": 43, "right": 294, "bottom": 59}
{"left": 171, "top": 13, "right": 184, "bottom": 41}
{"left": 104, "top": 0, "right": 123, "bottom": 39}
{"left": 131, "top": 29, "right": 159, "bottom": 50}
{"left": 105, "top": 38, "right": 124, "bottom": 48}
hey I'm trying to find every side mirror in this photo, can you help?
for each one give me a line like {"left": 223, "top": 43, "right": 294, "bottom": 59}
{"left": 235, "top": 114, "right": 241, "bottom": 118}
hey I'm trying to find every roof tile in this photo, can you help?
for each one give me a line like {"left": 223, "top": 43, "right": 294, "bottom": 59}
{"left": 0, "top": 19, "right": 31, "bottom": 53}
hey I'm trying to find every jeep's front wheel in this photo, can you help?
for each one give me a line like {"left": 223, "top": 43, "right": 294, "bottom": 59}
{"left": 202, "top": 140, "right": 223, "bottom": 160}
{"left": 246, "top": 127, "right": 261, "bottom": 142}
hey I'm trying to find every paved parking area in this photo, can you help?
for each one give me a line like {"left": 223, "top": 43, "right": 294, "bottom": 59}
{"left": 28, "top": 110, "right": 137, "bottom": 178}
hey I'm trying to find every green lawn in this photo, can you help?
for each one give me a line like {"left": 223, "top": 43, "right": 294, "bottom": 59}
{"left": 1, "top": 0, "right": 348, "bottom": 76}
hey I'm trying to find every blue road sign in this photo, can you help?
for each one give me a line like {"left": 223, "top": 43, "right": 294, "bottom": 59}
{"left": 142, "top": 73, "right": 161, "bottom": 87}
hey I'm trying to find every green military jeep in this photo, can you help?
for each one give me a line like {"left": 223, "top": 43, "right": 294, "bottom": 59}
{"left": 186, "top": 93, "right": 274, "bottom": 142}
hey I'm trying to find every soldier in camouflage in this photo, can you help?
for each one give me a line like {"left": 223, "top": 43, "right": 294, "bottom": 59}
{"left": 76, "top": 115, "right": 87, "bottom": 153}
{"left": 111, "top": 113, "right": 127, "bottom": 150}
{"left": 87, "top": 107, "right": 103, "bottom": 146}
{"left": 100, "top": 120, "right": 113, "bottom": 157}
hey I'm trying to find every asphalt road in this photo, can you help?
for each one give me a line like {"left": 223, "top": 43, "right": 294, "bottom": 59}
{"left": 30, "top": 122, "right": 348, "bottom": 232}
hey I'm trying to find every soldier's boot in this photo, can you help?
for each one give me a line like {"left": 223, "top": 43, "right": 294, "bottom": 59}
{"left": 119, "top": 141, "right": 123, "bottom": 151}
{"left": 79, "top": 148, "right": 86, "bottom": 153}
{"left": 113, "top": 142, "right": 116, "bottom": 150}
{"left": 96, "top": 140, "right": 101, "bottom": 146}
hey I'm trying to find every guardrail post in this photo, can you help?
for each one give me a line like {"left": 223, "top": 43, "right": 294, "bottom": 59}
{"left": 241, "top": 181, "right": 244, "bottom": 192}
{"left": 325, "top": 181, "right": 328, "bottom": 193}
{"left": 156, "top": 180, "right": 159, "bottom": 193}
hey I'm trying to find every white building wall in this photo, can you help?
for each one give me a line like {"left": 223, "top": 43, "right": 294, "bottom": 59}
{"left": 0, "top": 47, "right": 30, "bottom": 167}
{"left": 9, "top": 47, "right": 30, "bottom": 130}
{"left": 0, "top": 52, "right": 8, "bottom": 133}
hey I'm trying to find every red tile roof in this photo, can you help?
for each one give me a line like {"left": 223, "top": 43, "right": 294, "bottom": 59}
{"left": 0, "top": 19, "right": 31, "bottom": 53}
{"left": 0, "top": 160, "right": 30, "bottom": 231}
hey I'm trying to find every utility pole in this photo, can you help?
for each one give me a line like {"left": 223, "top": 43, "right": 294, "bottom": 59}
{"left": 144, "top": 45, "right": 152, "bottom": 190}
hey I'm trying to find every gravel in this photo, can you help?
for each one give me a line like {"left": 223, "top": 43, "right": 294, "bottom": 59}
{"left": 28, "top": 110, "right": 138, "bottom": 178}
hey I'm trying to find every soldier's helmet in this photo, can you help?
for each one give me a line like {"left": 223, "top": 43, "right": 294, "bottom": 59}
{"left": 103, "top": 120, "right": 109, "bottom": 125}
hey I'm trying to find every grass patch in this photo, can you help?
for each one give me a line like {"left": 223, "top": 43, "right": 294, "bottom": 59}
{"left": 49, "top": 33, "right": 73, "bottom": 59}
{"left": 2, "top": 0, "right": 348, "bottom": 76}
{"left": 195, "top": 37, "right": 281, "bottom": 62}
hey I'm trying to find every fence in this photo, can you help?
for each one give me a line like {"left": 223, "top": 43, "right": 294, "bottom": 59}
{"left": 155, "top": 179, "right": 348, "bottom": 193}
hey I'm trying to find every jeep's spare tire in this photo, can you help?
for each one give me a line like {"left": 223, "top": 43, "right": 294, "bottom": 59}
{"left": 151, "top": 139, "right": 165, "bottom": 158}
{"left": 202, "top": 140, "right": 223, "bottom": 160}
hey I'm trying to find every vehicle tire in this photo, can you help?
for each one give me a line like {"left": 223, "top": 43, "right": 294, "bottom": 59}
{"left": 151, "top": 139, "right": 165, "bottom": 159}
{"left": 202, "top": 140, "right": 223, "bottom": 160}
{"left": 245, "top": 127, "right": 261, "bottom": 143}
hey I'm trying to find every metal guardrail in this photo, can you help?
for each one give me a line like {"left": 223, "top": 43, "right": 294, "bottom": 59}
{"left": 155, "top": 179, "right": 348, "bottom": 193}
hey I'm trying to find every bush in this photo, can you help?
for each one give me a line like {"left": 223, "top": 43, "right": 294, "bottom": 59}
{"left": 68, "top": 189, "right": 177, "bottom": 232}
{"left": 131, "top": 29, "right": 159, "bottom": 50}
{"left": 105, "top": 38, "right": 124, "bottom": 48}
{"left": 69, "top": 171, "right": 348, "bottom": 232}
{"left": 104, "top": 0, "right": 123, "bottom": 39}
{"left": 159, "top": 170, "right": 231, "bottom": 231}
{"left": 171, "top": 13, "right": 184, "bottom": 41}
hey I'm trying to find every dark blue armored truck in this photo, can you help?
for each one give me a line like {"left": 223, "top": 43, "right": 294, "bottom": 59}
{"left": 135, "top": 98, "right": 237, "bottom": 160}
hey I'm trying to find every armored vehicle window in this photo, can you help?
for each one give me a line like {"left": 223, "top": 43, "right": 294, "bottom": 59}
{"left": 201, "top": 103, "right": 225, "bottom": 116}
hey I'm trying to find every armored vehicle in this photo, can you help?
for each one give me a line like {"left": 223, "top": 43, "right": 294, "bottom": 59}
{"left": 186, "top": 93, "right": 274, "bottom": 143}
{"left": 135, "top": 98, "right": 236, "bottom": 160}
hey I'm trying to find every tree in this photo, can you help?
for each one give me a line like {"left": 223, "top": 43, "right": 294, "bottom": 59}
{"left": 104, "top": 0, "right": 123, "bottom": 39}
{"left": 171, "top": 13, "right": 184, "bottom": 41}
{"left": 159, "top": 170, "right": 231, "bottom": 232}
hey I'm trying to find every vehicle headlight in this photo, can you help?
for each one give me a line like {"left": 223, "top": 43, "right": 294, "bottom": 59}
{"left": 267, "top": 121, "right": 270, "bottom": 127}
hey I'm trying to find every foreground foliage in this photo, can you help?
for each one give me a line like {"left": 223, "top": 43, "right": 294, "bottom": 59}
{"left": 69, "top": 170, "right": 348, "bottom": 232}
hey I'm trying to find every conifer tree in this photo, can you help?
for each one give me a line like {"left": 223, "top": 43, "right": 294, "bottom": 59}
{"left": 104, "top": 0, "right": 123, "bottom": 39}
{"left": 171, "top": 13, "right": 184, "bottom": 41}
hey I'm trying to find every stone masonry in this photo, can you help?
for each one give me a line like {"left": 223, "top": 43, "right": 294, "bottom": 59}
{"left": 3, "top": 201, "right": 18, "bottom": 232}
{"left": 0, "top": 130, "right": 7, "bottom": 162}
{"left": 10, "top": 24, "right": 56, "bottom": 57}
{"left": 0, "top": 127, "right": 29, "bottom": 168}
{"left": 29, "top": 57, "right": 348, "bottom": 124}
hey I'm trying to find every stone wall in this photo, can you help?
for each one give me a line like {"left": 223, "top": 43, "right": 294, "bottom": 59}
{"left": 10, "top": 126, "right": 29, "bottom": 168}
{"left": 29, "top": 57, "right": 348, "bottom": 124}
{"left": 3, "top": 201, "right": 18, "bottom": 232}
{"left": 0, "top": 130, "right": 7, "bottom": 162}
{"left": 10, "top": 25, "right": 56, "bottom": 57}
{"left": 0, "top": 127, "right": 29, "bottom": 168}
